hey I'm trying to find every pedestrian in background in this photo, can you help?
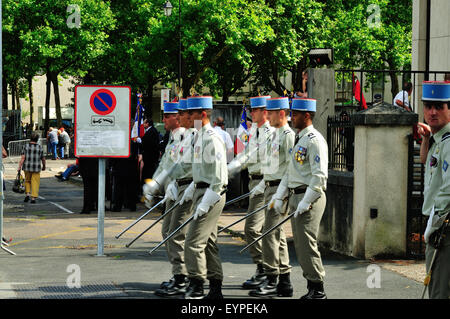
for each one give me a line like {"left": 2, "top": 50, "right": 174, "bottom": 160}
{"left": 48, "top": 127, "right": 58, "bottom": 160}
{"left": 18, "top": 132, "right": 46, "bottom": 204}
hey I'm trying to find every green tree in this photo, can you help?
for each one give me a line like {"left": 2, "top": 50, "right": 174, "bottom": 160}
{"left": 323, "top": 0, "right": 412, "bottom": 96}
{"left": 14, "top": 0, "right": 115, "bottom": 129}
{"left": 248, "top": 0, "right": 326, "bottom": 96}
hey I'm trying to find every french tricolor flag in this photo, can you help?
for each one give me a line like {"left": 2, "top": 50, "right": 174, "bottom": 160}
{"left": 131, "top": 93, "right": 145, "bottom": 140}
{"left": 235, "top": 106, "right": 249, "bottom": 154}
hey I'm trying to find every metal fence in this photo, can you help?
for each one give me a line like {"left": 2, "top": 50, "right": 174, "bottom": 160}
{"left": 7, "top": 138, "right": 48, "bottom": 158}
{"left": 327, "top": 111, "right": 354, "bottom": 172}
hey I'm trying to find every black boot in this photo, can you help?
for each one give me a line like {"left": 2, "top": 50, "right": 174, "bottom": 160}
{"left": 184, "top": 278, "right": 204, "bottom": 299}
{"left": 159, "top": 276, "right": 174, "bottom": 289}
{"left": 204, "top": 279, "right": 223, "bottom": 299}
{"left": 300, "top": 280, "right": 327, "bottom": 299}
{"left": 249, "top": 275, "right": 278, "bottom": 297}
{"left": 155, "top": 274, "right": 187, "bottom": 297}
{"left": 277, "top": 273, "right": 293, "bottom": 297}
{"left": 242, "top": 264, "right": 267, "bottom": 289}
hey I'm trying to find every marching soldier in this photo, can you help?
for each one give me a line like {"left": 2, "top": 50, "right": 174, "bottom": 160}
{"left": 249, "top": 97, "right": 295, "bottom": 297}
{"left": 418, "top": 81, "right": 450, "bottom": 299}
{"left": 227, "top": 95, "right": 274, "bottom": 289}
{"left": 143, "top": 101, "right": 186, "bottom": 290}
{"left": 153, "top": 98, "right": 197, "bottom": 297}
{"left": 179, "top": 96, "right": 228, "bottom": 299}
{"left": 271, "top": 98, "right": 328, "bottom": 299}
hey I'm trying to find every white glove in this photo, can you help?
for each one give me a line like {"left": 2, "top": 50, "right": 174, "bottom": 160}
{"left": 179, "top": 181, "right": 195, "bottom": 205}
{"left": 146, "top": 169, "right": 170, "bottom": 195}
{"left": 227, "top": 160, "right": 241, "bottom": 176}
{"left": 423, "top": 207, "right": 447, "bottom": 244}
{"left": 165, "top": 181, "right": 178, "bottom": 202}
{"left": 250, "top": 180, "right": 265, "bottom": 198}
{"left": 294, "top": 188, "right": 321, "bottom": 218}
{"left": 144, "top": 194, "right": 156, "bottom": 209}
{"left": 136, "top": 137, "right": 142, "bottom": 143}
{"left": 194, "top": 188, "right": 221, "bottom": 220}
{"left": 268, "top": 185, "right": 289, "bottom": 215}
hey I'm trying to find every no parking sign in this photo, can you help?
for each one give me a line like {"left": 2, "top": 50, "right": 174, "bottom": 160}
{"left": 75, "top": 85, "right": 131, "bottom": 157}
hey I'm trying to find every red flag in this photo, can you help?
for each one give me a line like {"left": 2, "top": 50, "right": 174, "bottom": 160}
{"left": 352, "top": 73, "right": 367, "bottom": 110}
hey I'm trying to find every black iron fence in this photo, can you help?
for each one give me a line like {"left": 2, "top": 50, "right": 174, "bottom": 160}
{"left": 327, "top": 111, "right": 354, "bottom": 172}
{"left": 406, "top": 134, "right": 426, "bottom": 259}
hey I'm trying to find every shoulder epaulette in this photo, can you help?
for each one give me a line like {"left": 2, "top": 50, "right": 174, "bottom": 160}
{"left": 307, "top": 132, "right": 316, "bottom": 140}
{"left": 283, "top": 129, "right": 293, "bottom": 135}
{"left": 442, "top": 132, "right": 450, "bottom": 142}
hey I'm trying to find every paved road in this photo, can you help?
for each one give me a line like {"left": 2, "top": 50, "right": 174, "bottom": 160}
{"left": 0, "top": 157, "right": 425, "bottom": 300}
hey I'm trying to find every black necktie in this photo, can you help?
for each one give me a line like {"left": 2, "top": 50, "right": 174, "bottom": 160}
{"left": 428, "top": 136, "right": 435, "bottom": 151}
{"left": 295, "top": 134, "right": 300, "bottom": 145}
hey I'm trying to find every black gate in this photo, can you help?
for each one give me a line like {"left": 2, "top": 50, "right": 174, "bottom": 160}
{"left": 406, "top": 134, "right": 426, "bottom": 259}
{"left": 327, "top": 111, "right": 354, "bottom": 172}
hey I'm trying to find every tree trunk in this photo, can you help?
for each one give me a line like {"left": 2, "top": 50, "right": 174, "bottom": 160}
{"left": 389, "top": 71, "right": 399, "bottom": 102}
{"left": 14, "top": 81, "right": 20, "bottom": 112}
{"left": 11, "top": 81, "right": 16, "bottom": 110}
{"left": 27, "top": 76, "right": 34, "bottom": 127}
{"left": 50, "top": 72, "right": 62, "bottom": 128}
{"left": 2, "top": 75, "right": 8, "bottom": 110}
{"left": 145, "top": 82, "right": 155, "bottom": 121}
{"left": 44, "top": 71, "right": 51, "bottom": 133}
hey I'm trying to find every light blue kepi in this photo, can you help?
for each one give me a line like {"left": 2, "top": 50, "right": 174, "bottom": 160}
{"left": 249, "top": 95, "right": 271, "bottom": 108}
{"left": 187, "top": 96, "right": 213, "bottom": 110}
{"left": 178, "top": 98, "right": 187, "bottom": 111}
{"left": 164, "top": 101, "right": 179, "bottom": 113}
{"left": 266, "top": 97, "right": 290, "bottom": 110}
{"left": 422, "top": 81, "right": 450, "bottom": 102}
{"left": 291, "top": 98, "right": 317, "bottom": 112}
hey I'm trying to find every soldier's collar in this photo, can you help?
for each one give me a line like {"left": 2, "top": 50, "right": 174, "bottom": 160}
{"left": 431, "top": 122, "right": 450, "bottom": 142}
{"left": 297, "top": 125, "right": 314, "bottom": 139}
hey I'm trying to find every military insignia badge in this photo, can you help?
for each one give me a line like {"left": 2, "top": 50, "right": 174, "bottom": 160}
{"left": 315, "top": 155, "right": 320, "bottom": 163}
{"left": 430, "top": 155, "right": 438, "bottom": 167}
{"left": 272, "top": 143, "right": 280, "bottom": 155}
{"left": 443, "top": 160, "right": 448, "bottom": 172}
{"left": 295, "top": 146, "right": 307, "bottom": 164}
{"left": 240, "top": 131, "right": 249, "bottom": 143}
{"left": 194, "top": 145, "right": 201, "bottom": 159}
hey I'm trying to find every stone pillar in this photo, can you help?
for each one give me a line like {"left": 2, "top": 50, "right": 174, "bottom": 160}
{"left": 351, "top": 104, "right": 417, "bottom": 259}
{"left": 308, "top": 68, "right": 335, "bottom": 141}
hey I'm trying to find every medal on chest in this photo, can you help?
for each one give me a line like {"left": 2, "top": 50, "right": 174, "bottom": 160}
{"left": 295, "top": 146, "right": 307, "bottom": 165}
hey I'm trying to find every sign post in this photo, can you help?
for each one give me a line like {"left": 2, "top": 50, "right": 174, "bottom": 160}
{"left": 75, "top": 85, "right": 131, "bottom": 256}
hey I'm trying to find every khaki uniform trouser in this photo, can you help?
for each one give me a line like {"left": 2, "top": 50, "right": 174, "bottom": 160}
{"left": 425, "top": 227, "right": 450, "bottom": 299}
{"left": 185, "top": 188, "right": 225, "bottom": 282}
{"left": 261, "top": 184, "right": 291, "bottom": 276}
{"left": 244, "top": 178, "right": 266, "bottom": 265}
{"left": 161, "top": 183, "right": 193, "bottom": 276}
{"left": 289, "top": 192, "right": 326, "bottom": 283}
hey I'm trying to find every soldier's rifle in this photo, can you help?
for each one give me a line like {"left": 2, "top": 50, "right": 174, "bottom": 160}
{"left": 124, "top": 200, "right": 181, "bottom": 248}
{"left": 218, "top": 204, "right": 268, "bottom": 234}
{"left": 115, "top": 197, "right": 165, "bottom": 239}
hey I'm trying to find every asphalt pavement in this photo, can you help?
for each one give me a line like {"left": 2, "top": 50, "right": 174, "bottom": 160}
{"left": 0, "top": 156, "right": 426, "bottom": 301}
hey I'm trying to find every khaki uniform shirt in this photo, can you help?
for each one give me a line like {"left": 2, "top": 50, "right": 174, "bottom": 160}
{"left": 192, "top": 123, "right": 228, "bottom": 194}
{"left": 262, "top": 123, "right": 295, "bottom": 181}
{"left": 280, "top": 125, "right": 328, "bottom": 194}
{"left": 170, "top": 127, "right": 197, "bottom": 181}
{"left": 423, "top": 122, "right": 450, "bottom": 217}
{"left": 153, "top": 127, "right": 186, "bottom": 180}
{"left": 232, "top": 121, "right": 274, "bottom": 175}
